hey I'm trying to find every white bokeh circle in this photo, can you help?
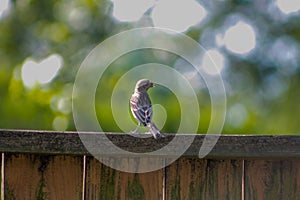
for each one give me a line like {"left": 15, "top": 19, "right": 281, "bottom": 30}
{"left": 72, "top": 27, "right": 226, "bottom": 173}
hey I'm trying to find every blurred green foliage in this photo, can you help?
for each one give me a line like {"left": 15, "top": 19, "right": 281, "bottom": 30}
{"left": 0, "top": 0, "right": 300, "bottom": 134}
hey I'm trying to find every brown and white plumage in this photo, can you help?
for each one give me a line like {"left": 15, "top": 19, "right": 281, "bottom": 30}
{"left": 130, "top": 79, "right": 164, "bottom": 139}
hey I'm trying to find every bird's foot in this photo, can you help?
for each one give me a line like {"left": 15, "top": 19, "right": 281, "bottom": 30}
{"left": 157, "top": 132, "right": 165, "bottom": 138}
{"left": 129, "top": 131, "right": 153, "bottom": 138}
{"left": 130, "top": 130, "right": 140, "bottom": 135}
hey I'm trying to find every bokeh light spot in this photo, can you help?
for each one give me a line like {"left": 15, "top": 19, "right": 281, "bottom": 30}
{"left": 151, "top": 0, "right": 207, "bottom": 32}
{"left": 202, "top": 49, "right": 225, "bottom": 75}
{"left": 228, "top": 103, "right": 248, "bottom": 128}
{"left": 267, "top": 36, "right": 299, "bottom": 75}
{"left": 53, "top": 116, "right": 69, "bottom": 131}
{"left": 276, "top": 0, "right": 300, "bottom": 15}
{"left": 0, "top": 0, "right": 10, "bottom": 19}
{"left": 21, "top": 54, "right": 63, "bottom": 88}
{"left": 112, "top": 0, "right": 155, "bottom": 22}
{"left": 220, "top": 22, "right": 256, "bottom": 55}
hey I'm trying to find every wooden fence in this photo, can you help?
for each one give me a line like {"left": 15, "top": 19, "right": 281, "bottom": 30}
{"left": 1, "top": 130, "right": 300, "bottom": 200}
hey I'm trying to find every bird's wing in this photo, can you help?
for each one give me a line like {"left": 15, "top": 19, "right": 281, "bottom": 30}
{"left": 130, "top": 92, "right": 152, "bottom": 126}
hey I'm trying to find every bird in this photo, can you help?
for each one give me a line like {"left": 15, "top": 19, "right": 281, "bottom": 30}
{"left": 130, "top": 79, "right": 165, "bottom": 139}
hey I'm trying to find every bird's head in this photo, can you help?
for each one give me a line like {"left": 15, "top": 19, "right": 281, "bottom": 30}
{"left": 135, "top": 79, "right": 154, "bottom": 92}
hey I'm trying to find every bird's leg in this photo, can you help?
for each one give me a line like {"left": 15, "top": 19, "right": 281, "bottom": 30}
{"left": 145, "top": 123, "right": 152, "bottom": 135}
{"left": 131, "top": 122, "right": 140, "bottom": 134}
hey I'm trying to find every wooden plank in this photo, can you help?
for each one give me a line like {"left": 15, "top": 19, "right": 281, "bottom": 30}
{"left": 1, "top": 153, "right": 3, "bottom": 200}
{"left": 85, "top": 157, "right": 163, "bottom": 199}
{"left": 245, "top": 160, "right": 300, "bottom": 200}
{"left": 0, "top": 130, "right": 88, "bottom": 155}
{"left": 166, "top": 158, "right": 243, "bottom": 200}
{"left": 42, "top": 155, "right": 83, "bottom": 200}
{"left": 1, "top": 129, "right": 300, "bottom": 158}
{"left": 4, "top": 154, "right": 42, "bottom": 200}
{"left": 4, "top": 154, "right": 83, "bottom": 199}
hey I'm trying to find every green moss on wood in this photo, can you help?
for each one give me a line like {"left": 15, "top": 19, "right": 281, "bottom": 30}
{"left": 171, "top": 176, "right": 180, "bottom": 200}
{"left": 188, "top": 183, "right": 195, "bottom": 200}
{"left": 126, "top": 175, "right": 144, "bottom": 200}
{"left": 4, "top": 185, "right": 16, "bottom": 200}
{"left": 99, "top": 166, "right": 116, "bottom": 199}
{"left": 36, "top": 180, "right": 47, "bottom": 200}
{"left": 79, "top": 190, "right": 82, "bottom": 200}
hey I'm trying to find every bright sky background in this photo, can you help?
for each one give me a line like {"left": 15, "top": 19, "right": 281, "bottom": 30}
{"left": 275, "top": 0, "right": 300, "bottom": 15}
{"left": 151, "top": 0, "right": 206, "bottom": 32}
{"left": 112, "top": 0, "right": 155, "bottom": 22}
{"left": 0, "top": 0, "right": 10, "bottom": 19}
{"left": 201, "top": 49, "right": 226, "bottom": 75}
{"left": 112, "top": 0, "right": 207, "bottom": 32}
{"left": 217, "top": 21, "right": 256, "bottom": 55}
{"left": 21, "top": 54, "right": 63, "bottom": 88}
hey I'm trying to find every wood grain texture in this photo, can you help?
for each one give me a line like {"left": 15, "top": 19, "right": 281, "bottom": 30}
{"left": 4, "top": 154, "right": 42, "bottom": 200}
{"left": 0, "top": 130, "right": 88, "bottom": 155}
{"left": 245, "top": 160, "right": 300, "bottom": 200}
{"left": 1, "top": 153, "right": 3, "bottom": 200}
{"left": 3, "top": 130, "right": 300, "bottom": 199}
{"left": 42, "top": 155, "right": 83, "bottom": 200}
{"left": 1, "top": 129, "right": 300, "bottom": 158}
{"left": 166, "top": 158, "right": 243, "bottom": 200}
{"left": 85, "top": 157, "right": 163, "bottom": 200}
{"left": 4, "top": 154, "right": 83, "bottom": 200}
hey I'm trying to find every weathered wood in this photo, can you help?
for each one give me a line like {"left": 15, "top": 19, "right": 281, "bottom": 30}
{"left": 0, "top": 130, "right": 88, "bottom": 155}
{"left": 245, "top": 160, "right": 300, "bottom": 200}
{"left": 166, "top": 158, "right": 243, "bottom": 200}
{"left": 1, "top": 129, "right": 300, "bottom": 158}
{"left": 1, "top": 153, "right": 3, "bottom": 200}
{"left": 41, "top": 155, "right": 83, "bottom": 200}
{"left": 2, "top": 130, "right": 300, "bottom": 199}
{"left": 85, "top": 157, "right": 163, "bottom": 199}
{"left": 4, "top": 154, "right": 83, "bottom": 200}
{"left": 4, "top": 154, "right": 42, "bottom": 200}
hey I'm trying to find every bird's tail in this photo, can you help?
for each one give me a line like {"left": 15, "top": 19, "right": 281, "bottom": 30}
{"left": 148, "top": 122, "right": 165, "bottom": 139}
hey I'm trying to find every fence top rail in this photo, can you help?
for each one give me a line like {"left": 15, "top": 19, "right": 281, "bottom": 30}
{"left": 0, "top": 129, "right": 300, "bottom": 158}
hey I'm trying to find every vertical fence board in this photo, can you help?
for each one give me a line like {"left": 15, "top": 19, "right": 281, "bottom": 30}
{"left": 42, "top": 155, "right": 83, "bottom": 200}
{"left": 245, "top": 160, "right": 300, "bottom": 200}
{"left": 1, "top": 153, "right": 3, "bottom": 200}
{"left": 4, "top": 154, "right": 42, "bottom": 200}
{"left": 166, "top": 158, "right": 243, "bottom": 200}
{"left": 85, "top": 157, "right": 164, "bottom": 200}
{"left": 4, "top": 154, "right": 83, "bottom": 200}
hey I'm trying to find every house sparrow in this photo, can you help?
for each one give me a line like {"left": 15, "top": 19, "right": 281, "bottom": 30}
{"left": 130, "top": 79, "right": 165, "bottom": 139}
